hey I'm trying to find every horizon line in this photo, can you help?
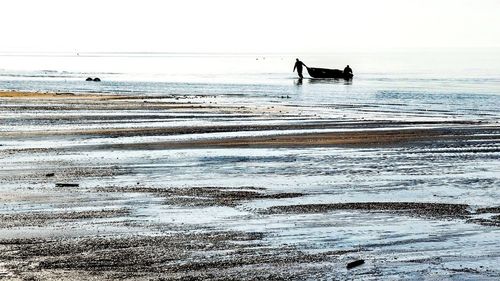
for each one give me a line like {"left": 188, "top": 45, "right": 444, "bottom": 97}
{"left": 1, "top": 47, "right": 499, "bottom": 58}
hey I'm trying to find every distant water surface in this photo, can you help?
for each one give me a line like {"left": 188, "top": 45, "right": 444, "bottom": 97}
{"left": 1, "top": 50, "right": 499, "bottom": 121}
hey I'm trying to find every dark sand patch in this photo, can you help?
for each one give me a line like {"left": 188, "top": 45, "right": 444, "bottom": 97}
{"left": 476, "top": 206, "right": 500, "bottom": 214}
{"left": 0, "top": 165, "right": 126, "bottom": 184}
{"left": 265, "top": 202, "right": 500, "bottom": 227}
{"left": 264, "top": 202, "right": 471, "bottom": 219}
{"left": 0, "top": 231, "right": 354, "bottom": 280}
{"left": 467, "top": 214, "right": 500, "bottom": 227}
{"left": 97, "top": 186, "right": 303, "bottom": 207}
{"left": 0, "top": 209, "right": 130, "bottom": 227}
{"left": 92, "top": 126, "right": 500, "bottom": 149}
{"left": 465, "top": 206, "right": 500, "bottom": 226}
{"left": 1, "top": 121, "right": 487, "bottom": 139}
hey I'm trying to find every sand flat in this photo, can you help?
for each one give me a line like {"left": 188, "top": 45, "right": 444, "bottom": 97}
{"left": 1, "top": 90, "right": 499, "bottom": 280}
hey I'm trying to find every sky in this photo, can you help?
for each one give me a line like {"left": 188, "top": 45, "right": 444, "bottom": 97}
{"left": 1, "top": 0, "right": 499, "bottom": 53}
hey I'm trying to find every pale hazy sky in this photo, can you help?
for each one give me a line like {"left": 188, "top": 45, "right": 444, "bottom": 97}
{"left": 1, "top": 0, "right": 499, "bottom": 53}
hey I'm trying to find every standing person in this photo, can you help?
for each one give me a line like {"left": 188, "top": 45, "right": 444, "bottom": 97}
{"left": 293, "top": 58, "right": 306, "bottom": 78}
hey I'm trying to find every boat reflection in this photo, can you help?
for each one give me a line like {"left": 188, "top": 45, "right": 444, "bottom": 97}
{"left": 307, "top": 78, "right": 352, "bottom": 85}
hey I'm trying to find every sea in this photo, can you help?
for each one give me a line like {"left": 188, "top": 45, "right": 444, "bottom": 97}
{"left": 1, "top": 49, "right": 500, "bottom": 121}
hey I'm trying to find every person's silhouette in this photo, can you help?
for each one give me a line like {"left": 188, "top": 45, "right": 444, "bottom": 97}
{"left": 344, "top": 65, "right": 353, "bottom": 75}
{"left": 293, "top": 59, "right": 306, "bottom": 79}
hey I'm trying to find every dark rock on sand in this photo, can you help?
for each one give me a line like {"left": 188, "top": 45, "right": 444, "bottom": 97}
{"left": 93, "top": 77, "right": 101, "bottom": 82}
{"left": 85, "top": 77, "right": 93, "bottom": 81}
{"left": 55, "top": 183, "right": 79, "bottom": 187}
{"left": 347, "top": 259, "right": 365, "bottom": 269}
{"left": 45, "top": 173, "right": 55, "bottom": 177}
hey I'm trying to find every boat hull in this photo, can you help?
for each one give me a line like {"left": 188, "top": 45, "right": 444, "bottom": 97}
{"left": 306, "top": 67, "right": 353, "bottom": 79}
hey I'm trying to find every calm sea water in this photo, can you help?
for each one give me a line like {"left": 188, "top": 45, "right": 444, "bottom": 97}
{"left": 1, "top": 50, "right": 500, "bottom": 120}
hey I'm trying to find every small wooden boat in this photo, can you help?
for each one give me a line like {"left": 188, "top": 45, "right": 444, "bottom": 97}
{"left": 306, "top": 67, "right": 353, "bottom": 79}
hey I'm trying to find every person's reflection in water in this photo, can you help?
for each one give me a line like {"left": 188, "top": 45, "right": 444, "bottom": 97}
{"left": 294, "top": 78, "right": 303, "bottom": 86}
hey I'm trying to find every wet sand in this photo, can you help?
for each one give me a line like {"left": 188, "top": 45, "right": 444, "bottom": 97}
{"left": 1, "top": 91, "right": 500, "bottom": 280}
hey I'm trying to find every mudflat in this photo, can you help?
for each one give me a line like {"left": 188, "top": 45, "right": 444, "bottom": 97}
{"left": 1, "top": 91, "right": 499, "bottom": 280}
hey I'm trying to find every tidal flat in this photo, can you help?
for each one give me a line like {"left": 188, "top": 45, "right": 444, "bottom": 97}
{"left": 0, "top": 90, "right": 499, "bottom": 280}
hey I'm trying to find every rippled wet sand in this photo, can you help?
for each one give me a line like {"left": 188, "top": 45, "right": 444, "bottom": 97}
{"left": 1, "top": 91, "right": 499, "bottom": 280}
